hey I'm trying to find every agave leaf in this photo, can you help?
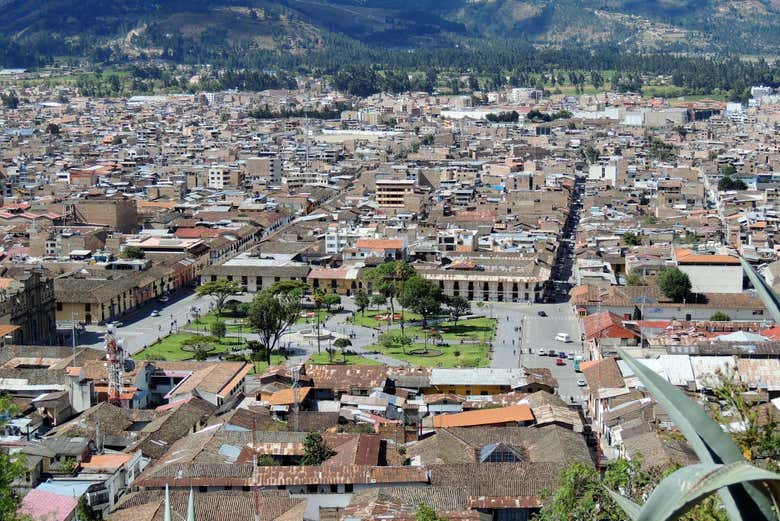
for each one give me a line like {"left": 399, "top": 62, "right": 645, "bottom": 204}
{"left": 637, "top": 462, "right": 780, "bottom": 521}
{"left": 605, "top": 488, "right": 641, "bottom": 521}
{"left": 615, "top": 348, "right": 742, "bottom": 463}
{"left": 740, "top": 258, "right": 780, "bottom": 324}
{"left": 616, "top": 349, "right": 776, "bottom": 520}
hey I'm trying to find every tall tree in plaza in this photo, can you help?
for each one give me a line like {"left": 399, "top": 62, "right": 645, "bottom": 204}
{"left": 364, "top": 261, "right": 416, "bottom": 330}
{"left": 401, "top": 276, "right": 443, "bottom": 328}
{"left": 312, "top": 288, "right": 325, "bottom": 354}
{"left": 323, "top": 293, "right": 341, "bottom": 311}
{"left": 247, "top": 285, "right": 302, "bottom": 365}
{"left": 446, "top": 295, "right": 471, "bottom": 326}
{"left": 354, "top": 290, "right": 369, "bottom": 316}
{"left": 196, "top": 280, "right": 242, "bottom": 316}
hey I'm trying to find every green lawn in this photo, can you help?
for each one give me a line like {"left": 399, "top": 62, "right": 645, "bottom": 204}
{"left": 366, "top": 318, "right": 496, "bottom": 368}
{"left": 133, "top": 332, "right": 288, "bottom": 373}
{"left": 307, "top": 352, "right": 382, "bottom": 366}
{"left": 192, "top": 311, "right": 246, "bottom": 333}
{"left": 351, "top": 308, "right": 427, "bottom": 329}
{"left": 296, "top": 308, "right": 333, "bottom": 325}
{"left": 132, "top": 333, "right": 246, "bottom": 361}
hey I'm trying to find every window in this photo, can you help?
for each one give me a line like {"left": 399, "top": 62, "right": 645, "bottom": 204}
{"left": 85, "top": 303, "right": 91, "bottom": 311}
{"left": 56, "top": 302, "right": 63, "bottom": 311}
{"left": 753, "top": 310, "right": 764, "bottom": 315}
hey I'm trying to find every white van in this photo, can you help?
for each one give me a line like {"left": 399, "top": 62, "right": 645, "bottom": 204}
{"left": 555, "top": 332, "right": 572, "bottom": 343}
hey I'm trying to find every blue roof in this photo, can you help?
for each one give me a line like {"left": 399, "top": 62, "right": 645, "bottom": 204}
{"left": 218, "top": 444, "right": 242, "bottom": 462}
{"left": 37, "top": 480, "right": 97, "bottom": 498}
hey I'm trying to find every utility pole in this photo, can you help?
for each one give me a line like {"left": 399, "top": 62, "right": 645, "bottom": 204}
{"left": 71, "top": 311, "right": 77, "bottom": 367}
{"left": 292, "top": 366, "right": 300, "bottom": 432}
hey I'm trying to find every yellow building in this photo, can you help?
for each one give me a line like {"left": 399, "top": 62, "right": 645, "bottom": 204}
{"left": 54, "top": 266, "right": 174, "bottom": 324}
{"left": 307, "top": 265, "right": 364, "bottom": 296}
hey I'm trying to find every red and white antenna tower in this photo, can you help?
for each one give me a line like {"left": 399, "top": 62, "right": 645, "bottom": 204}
{"left": 105, "top": 327, "right": 125, "bottom": 407}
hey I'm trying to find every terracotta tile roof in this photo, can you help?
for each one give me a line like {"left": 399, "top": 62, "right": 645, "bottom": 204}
{"left": 304, "top": 365, "right": 389, "bottom": 392}
{"left": 109, "top": 490, "right": 305, "bottom": 521}
{"left": 82, "top": 453, "right": 133, "bottom": 470}
{"left": 137, "top": 464, "right": 427, "bottom": 488}
{"left": 174, "top": 227, "right": 222, "bottom": 239}
{"left": 293, "top": 411, "right": 339, "bottom": 432}
{"left": 355, "top": 238, "right": 404, "bottom": 250}
{"left": 571, "top": 284, "right": 764, "bottom": 310}
{"left": 432, "top": 405, "right": 534, "bottom": 428}
{"left": 267, "top": 386, "right": 312, "bottom": 406}
{"left": 428, "top": 461, "right": 566, "bottom": 500}
{"left": 584, "top": 311, "right": 638, "bottom": 340}
{"left": 675, "top": 248, "right": 740, "bottom": 265}
{"left": 582, "top": 357, "right": 626, "bottom": 396}
{"left": 343, "top": 491, "right": 481, "bottom": 521}
{"left": 409, "top": 425, "right": 590, "bottom": 466}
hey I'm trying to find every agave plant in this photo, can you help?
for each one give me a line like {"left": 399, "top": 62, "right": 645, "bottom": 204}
{"left": 610, "top": 349, "right": 780, "bottom": 521}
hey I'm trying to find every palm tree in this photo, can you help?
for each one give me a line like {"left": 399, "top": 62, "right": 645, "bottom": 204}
{"left": 394, "top": 261, "right": 415, "bottom": 335}
{"left": 312, "top": 288, "right": 324, "bottom": 354}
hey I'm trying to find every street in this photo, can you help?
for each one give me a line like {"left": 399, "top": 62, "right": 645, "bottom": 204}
{"left": 78, "top": 289, "right": 588, "bottom": 402}
{"left": 488, "top": 301, "right": 586, "bottom": 403}
{"left": 78, "top": 290, "right": 225, "bottom": 354}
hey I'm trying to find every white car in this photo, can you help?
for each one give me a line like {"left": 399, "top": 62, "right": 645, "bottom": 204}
{"left": 555, "top": 332, "right": 572, "bottom": 343}
{"left": 158, "top": 296, "right": 170, "bottom": 303}
{"left": 577, "top": 379, "right": 587, "bottom": 387}
{"left": 150, "top": 310, "right": 160, "bottom": 317}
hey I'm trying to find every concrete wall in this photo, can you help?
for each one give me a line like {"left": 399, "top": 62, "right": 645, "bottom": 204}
{"left": 678, "top": 264, "right": 743, "bottom": 294}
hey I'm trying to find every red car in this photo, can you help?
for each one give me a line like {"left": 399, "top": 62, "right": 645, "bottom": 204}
{"left": 555, "top": 358, "right": 565, "bottom": 366}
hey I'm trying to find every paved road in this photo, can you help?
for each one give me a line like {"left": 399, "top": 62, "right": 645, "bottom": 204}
{"left": 490, "top": 301, "right": 586, "bottom": 403}
{"left": 78, "top": 290, "right": 241, "bottom": 354}
{"left": 83, "top": 291, "right": 587, "bottom": 402}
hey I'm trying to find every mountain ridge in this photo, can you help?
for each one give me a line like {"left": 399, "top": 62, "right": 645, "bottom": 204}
{"left": 1, "top": 0, "right": 780, "bottom": 67}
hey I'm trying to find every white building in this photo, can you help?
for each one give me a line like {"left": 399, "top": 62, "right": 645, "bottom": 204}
{"left": 674, "top": 248, "right": 743, "bottom": 294}
{"left": 588, "top": 156, "right": 626, "bottom": 187}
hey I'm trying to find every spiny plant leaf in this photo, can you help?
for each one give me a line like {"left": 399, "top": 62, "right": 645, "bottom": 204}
{"left": 616, "top": 349, "right": 776, "bottom": 520}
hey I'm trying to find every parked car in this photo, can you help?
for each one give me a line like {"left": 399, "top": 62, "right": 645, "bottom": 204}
{"left": 558, "top": 351, "right": 567, "bottom": 359}
{"left": 555, "top": 358, "right": 565, "bottom": 366}
{"left": 577, "top": 378, "right": 587, "bottom": 387}
{"left": 537, "top": 310, "right": 547, "bottom": 317}
{"left": 108, "top": 321, "right": 123, "bottom": 328}
{"left": 150, "top": 310, "right": 160, "bottom": 317}
{"left": 555, "top": 332, "right": 572, "bottom": 343}
{"left": 547, "top": 349, "right": 557, "bottom": 357}
{"left": 158, "top": 295, "right": 169, "bottom": 303}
